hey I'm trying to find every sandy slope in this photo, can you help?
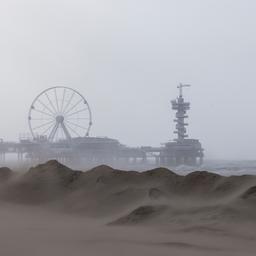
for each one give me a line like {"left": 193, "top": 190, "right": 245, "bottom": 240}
{"left": 0, "top": 160, "right": 256, "bottom": 256}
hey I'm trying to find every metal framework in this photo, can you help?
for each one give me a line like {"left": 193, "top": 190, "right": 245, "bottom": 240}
{"left": 160, "top": 84, "right": 204, "bottom": 166}
{"left": 172, "top": 83, "right": 191, "bottom": 141}
{"left": 28, "top": 87, "right": 92, "bottom": 142}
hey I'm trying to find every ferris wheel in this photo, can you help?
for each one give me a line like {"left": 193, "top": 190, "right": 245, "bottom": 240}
{"left": 28, "top": 86, "right": 92, "bottom": 142}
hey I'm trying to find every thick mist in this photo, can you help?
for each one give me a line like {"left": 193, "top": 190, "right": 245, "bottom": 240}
{"left": 0, "top": 0, "right": 256, "bottom": 160}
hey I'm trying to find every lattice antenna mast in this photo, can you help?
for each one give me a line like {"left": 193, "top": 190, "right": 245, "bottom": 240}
{"left": 172, "top": 83, "right": 191, "bottom": 141}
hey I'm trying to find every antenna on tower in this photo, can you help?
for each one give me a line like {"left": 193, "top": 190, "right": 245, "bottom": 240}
{"left": 177, "top": 83, "right": 191, "bottom": 97}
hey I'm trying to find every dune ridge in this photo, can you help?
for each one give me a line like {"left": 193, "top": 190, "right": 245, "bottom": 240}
{"left": 0, "top": 160, "right": 256, "bottom": 225}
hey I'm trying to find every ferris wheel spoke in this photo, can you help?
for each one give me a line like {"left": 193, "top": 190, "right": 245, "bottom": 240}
{"left": 66, "top": 120, "right": 87, "bottom": 130}
{"left": 54, "top": 88, "right": 60, "bottom": 113}
{"left": 62, "top": 92, "right": 75, "bottom": 114}
{"left": 45, "top": 92, "right": 58, "bottom": 114}
{"left": 65, "top": 123, "right": 81, "bottom": 137}
{"left": 60, "top": 88, "right": 67, "bottom": 112}
{"left": 41, "top": 123, "right": 55, "bottom": 135}
{"left": 37, "top": 99, "right": 55, "bottom": 115}
{"left": 67, "top": 117, "right": 89, "bottom": 120}
{"left": 41, "top": 122, "right": 56, "bottom": 135}
{"left": 30, "top": 117, "right": 54, "bottom": 121}
{"left": 33, "top": 108, "right": 55, "bottom": 118}
{"left": 33, "top": 120, "right": 55, "bottom": 130}
{"left": 64, "top": 99, "right": 84, "bottom": 115}
{"left": 66, "top": 108, "right": 88, "bottom": 117}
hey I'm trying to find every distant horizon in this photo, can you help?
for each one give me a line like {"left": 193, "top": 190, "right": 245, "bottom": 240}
{"left": 0, "top": 84, "right": 255, "bottom": 162}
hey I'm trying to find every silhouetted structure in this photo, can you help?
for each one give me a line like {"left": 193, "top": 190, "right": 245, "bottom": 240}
{"left": 0, "top": 85, "right": 203, "bottom": 167}
{"left": 160, "top": 84, "right": 204, "bottom": 165}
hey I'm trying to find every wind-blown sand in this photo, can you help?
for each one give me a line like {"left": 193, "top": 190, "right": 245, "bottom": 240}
{"left": 0, "top": 160, "right": 256, "bottom": 256}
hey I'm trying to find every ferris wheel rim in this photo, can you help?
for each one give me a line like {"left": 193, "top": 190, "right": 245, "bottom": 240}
{"left": 28, "top": 86, "right": 93, "bottom": 141}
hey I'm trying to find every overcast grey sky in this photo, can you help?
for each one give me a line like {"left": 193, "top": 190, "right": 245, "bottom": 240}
{"left": 0, "top": 0, "right": 255, "bottom": 160}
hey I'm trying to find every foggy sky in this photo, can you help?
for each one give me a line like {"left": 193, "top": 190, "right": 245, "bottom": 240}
{"left": 0, "top": 0, "right": 256, "bottom": 160}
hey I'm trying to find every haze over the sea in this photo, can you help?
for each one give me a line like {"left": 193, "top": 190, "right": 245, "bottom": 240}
{"left": 0, "top": 0, "right": 255, "bottom": 160}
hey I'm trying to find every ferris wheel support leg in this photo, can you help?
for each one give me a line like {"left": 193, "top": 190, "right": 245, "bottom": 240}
{"left": 48, "top": 123, "right": 59, "bottom": 142}
{"left": 61, "top": 123, "right": 72, "bottom": 141}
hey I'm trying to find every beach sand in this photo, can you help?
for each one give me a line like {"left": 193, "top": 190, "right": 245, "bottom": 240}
{"left": 0, "top": 160, "right": 255, "bottom": 256}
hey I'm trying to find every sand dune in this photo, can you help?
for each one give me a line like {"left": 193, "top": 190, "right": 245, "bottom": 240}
{"left": 2, "top": 160, "right": 256, "bottom": 218}
{"left": 0, "top": 160, "right": 256, "bottom": 255}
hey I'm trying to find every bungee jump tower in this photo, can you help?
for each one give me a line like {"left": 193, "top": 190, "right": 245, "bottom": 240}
{"left": 159, "top": 84, "right": 204, "bottom": 166}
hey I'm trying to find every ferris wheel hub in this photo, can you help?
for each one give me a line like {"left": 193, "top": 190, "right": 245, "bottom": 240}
{"left": 56, "top": 115, "right": 64, "bottom": 124}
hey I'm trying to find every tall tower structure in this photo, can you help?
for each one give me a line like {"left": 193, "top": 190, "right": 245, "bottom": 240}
{"left": 160, "top": 83, "right": 204, "bottom": 166}
{"left": 171, "top": 84, "right": 191, "bottom": 141}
